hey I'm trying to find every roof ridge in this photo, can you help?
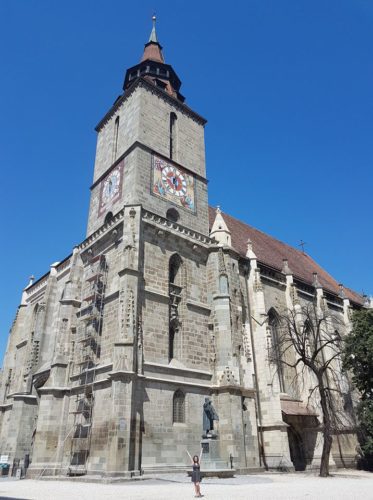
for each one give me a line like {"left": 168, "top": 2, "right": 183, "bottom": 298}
{"left": 210, "top": 205, "right": 309, "bottom": 260}
{"left": 208, "top": 206, "right": 364, "bottom": 305}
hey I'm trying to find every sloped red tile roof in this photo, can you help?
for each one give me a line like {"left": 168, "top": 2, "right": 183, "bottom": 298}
{"left": 208, "top": 207, "right": 364, "bottom": 306}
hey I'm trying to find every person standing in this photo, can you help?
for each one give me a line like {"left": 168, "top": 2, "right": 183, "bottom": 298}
{"left": 186, "top": 449, "right": 203, "bottom": 498}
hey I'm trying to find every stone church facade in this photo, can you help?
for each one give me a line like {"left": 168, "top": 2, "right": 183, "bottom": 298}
{"left": 0, "top": 20, "right": 367, "bottom": 477}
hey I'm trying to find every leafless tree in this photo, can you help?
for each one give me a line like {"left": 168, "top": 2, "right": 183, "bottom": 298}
{"left": 270, "top": 302, "right": 353, "bottom": 477}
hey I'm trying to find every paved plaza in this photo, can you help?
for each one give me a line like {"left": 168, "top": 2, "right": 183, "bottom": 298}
{"left": 0, "top": 471, "right": 373, "bottom": 500}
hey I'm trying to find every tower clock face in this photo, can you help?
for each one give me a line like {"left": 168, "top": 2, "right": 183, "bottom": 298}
{"left": 98, "top": 160, "right": 123, "bottom": 216}
{"left": 152, "top": 155, "right": 195, "bottom": 212}
{"left": 102, "top": 170, "right": 120, "bottom": 203}
{"left": 161, "top": 166, "right": 187, "bottom": 197}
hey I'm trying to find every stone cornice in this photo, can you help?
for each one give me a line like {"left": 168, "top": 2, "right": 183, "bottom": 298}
{"left": 144, "top": 375, "right": 211, "bottom": 389}
{"left": 69, "top": 362, "right": 113, "bottom": 381}
{"left": 144, "top": 362, "right": 212, "bottom": 379}
{"left": 79, "top": 209, "right": 126, "bottom": 251}
{"left": 142, "top": 209, "right": 213, "bottom": 247}
{"left": 0, "top": 403, "right": 13, "bottom": 411}
{"left": 144, "top": 286, "right": 169, "bottom": 301}
{"left": 25, "top": 255, "right": 72, "bottom": 300}
{"left": 38, "top": 387, "right": 70, "bottom": 395}
{"left": 59, "top": 299, "right": 81, "bottom": 307}
{"left": 95, "top": 77, "right": 207, "bottom": 133}
{"left": 211, "top": 385, "right": 256, "bottom": 397}
{"left": 12, "top": 394, "right": 38, "bottom": 402}
{"left": 108, "top": 370, "right": 137, "bottom": 381}
{"left": 186, "top": 299, "right": 211, "bottom": 313}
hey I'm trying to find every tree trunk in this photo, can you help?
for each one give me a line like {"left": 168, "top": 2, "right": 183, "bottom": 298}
{"left": 319, "top": 378, "right": 333, "bottom": 477}
{"left": 320, "top": 427, "right": 333, "bottom": 477}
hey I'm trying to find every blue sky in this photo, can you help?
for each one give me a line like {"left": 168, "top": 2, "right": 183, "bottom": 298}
{"left": 0, "top": 0, "right": 372, "bottom": 362}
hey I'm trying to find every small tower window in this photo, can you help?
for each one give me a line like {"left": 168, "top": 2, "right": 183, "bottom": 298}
{"left": 169, "top": 112, "right": 178, "bottom": 160}
{"left": 173, "top": 390, "right": 185, "bottom": 423}
{"left": 113, "top": 116, "right": 120, "bottom": 161}
{"left": 104, "top": 212, "right": 114, "bottom": 225}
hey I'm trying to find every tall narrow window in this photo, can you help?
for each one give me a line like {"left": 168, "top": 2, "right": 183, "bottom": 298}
{"left": 169, "top": 253, "right": 182, "bottom": 285}
{"left": 169, "top": 112, "right": 177, "bottom": 160}
{"left": 268, "top": 308, "right": 285, "bottom": 392}
{"left": 169, "top": 326, "right": 175, "bottom": 361}
{"left": 173, "top": 390, "right": 185, "bottom": 423}
{"left": 304, "top": 319, "right": 314, "bottom": 355}
{"left": 113, "top": 116, "right": 120, "bottom": 160}
{"left": 169, "top": 254, "right": 183, "bottom": 362}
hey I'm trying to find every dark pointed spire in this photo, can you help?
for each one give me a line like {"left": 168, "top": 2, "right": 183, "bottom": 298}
{"left": 141, "top": 15, "right": 164, "bottom": 64}
{"left": 123, "top": 16, "right": 184, "bottom": 102}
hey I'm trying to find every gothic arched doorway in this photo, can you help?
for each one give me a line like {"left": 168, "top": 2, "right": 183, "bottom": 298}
{"left": 287, "top": 426, "right": 307, "bottom": 471}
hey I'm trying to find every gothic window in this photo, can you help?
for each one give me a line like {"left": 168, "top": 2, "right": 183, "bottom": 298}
{"left": 173, "top": 390, "right": 185, "bottom": 423}
{"left": 113, "top": 115, "right": 120, "bottom": 160}
{"left": 169, "top": 253, "right": 182, "bottom": 285}
{"left": 268, "top": 308, "right": 285, "bottom": 392}
{"left": 304, "top": 319, "right": 314, "bottom": 355}
{"left": 169, "top": 254, "right": 183, "bottom": 362}
{"left": 169, "top": 112, "right": 177, "bottom": 160}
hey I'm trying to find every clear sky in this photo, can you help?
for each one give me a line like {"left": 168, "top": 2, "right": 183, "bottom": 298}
{"left": 0, "top": 0, "right": 372, "bottom": 363}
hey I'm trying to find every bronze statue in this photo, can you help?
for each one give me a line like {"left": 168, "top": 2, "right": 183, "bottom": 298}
{"left": 203, "top": 397, "right": 219, "bottom": 435}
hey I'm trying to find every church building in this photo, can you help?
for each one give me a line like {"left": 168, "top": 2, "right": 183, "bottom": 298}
{"left": 0, "top": 19, "right": 366, "bottom": 477}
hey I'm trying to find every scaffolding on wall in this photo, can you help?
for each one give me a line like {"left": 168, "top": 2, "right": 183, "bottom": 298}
{"left": 68, "top": 254, "right": 108, "bottom": 476}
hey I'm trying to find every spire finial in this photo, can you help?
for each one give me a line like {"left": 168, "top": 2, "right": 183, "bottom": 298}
{"left": 149, "top": 14, "right": 158, "bottom": 43}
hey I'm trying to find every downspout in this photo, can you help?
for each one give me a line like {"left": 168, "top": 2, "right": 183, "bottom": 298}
{"left": 244, "top": 262, "right": 268, "bottom": 470}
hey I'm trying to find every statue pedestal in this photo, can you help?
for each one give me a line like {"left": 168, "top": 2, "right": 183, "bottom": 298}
{"left": 199, "top": 437, "right": 233, "bottom": 476}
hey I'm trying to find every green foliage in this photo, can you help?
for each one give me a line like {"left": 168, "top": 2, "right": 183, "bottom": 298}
{"left": 343, "top": 309, "right": 373, "bottom": 400}
{"left": 357, "top": 400, "right": 373, "bottom": 455}
{"left": 343, "top": 309, "right": 373, "bottom": 466}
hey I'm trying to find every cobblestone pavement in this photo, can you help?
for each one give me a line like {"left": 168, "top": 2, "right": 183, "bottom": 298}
{"left": 0, "top": 471, "right": 372, "bottom": 500}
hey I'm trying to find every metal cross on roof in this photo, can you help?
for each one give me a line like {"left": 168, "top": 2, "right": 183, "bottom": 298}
{"left": 299, "top": 240, "right": 307, "bottom": 253}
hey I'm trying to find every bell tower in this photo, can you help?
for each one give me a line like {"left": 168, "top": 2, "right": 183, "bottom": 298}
{"left": 86, "top": 17, "right": 209, "bottom": 236}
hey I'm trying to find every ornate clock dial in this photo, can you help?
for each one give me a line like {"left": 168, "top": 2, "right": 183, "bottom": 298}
{"left": 98, "top": 160, "right": 124, "bottom": 216}
{"left": 102, "top": 170, "right": 120, "bottom": 203}
{"left": 161, "top": 166, "right": 187, "bottom": 197}
{"left": 152, "top": 155, "right": 195, "bottom": 212}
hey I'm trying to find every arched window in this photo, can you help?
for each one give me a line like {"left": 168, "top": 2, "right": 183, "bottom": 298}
{"left": 268, "top": 308, "right": 285, "bottom": 392}
{"left": 169, "top": 253, "right": 182, "bottom": 285}
{"left": 104, "top": 212, "right": 114, "bottom": 225}
{"left": 304, "top": 319, "right": 314, "bottom": 355}
{"left": 113, "top": 116, "right": 120, "bottom": 160}
{"left": 173, "top": 390, "right": 185, "bottom": 423}
{"left": 169, "top": 112, "right": 177, "bottom": 160}
{"left": 169, "top": 254, "right": 183, "bottom": 362}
